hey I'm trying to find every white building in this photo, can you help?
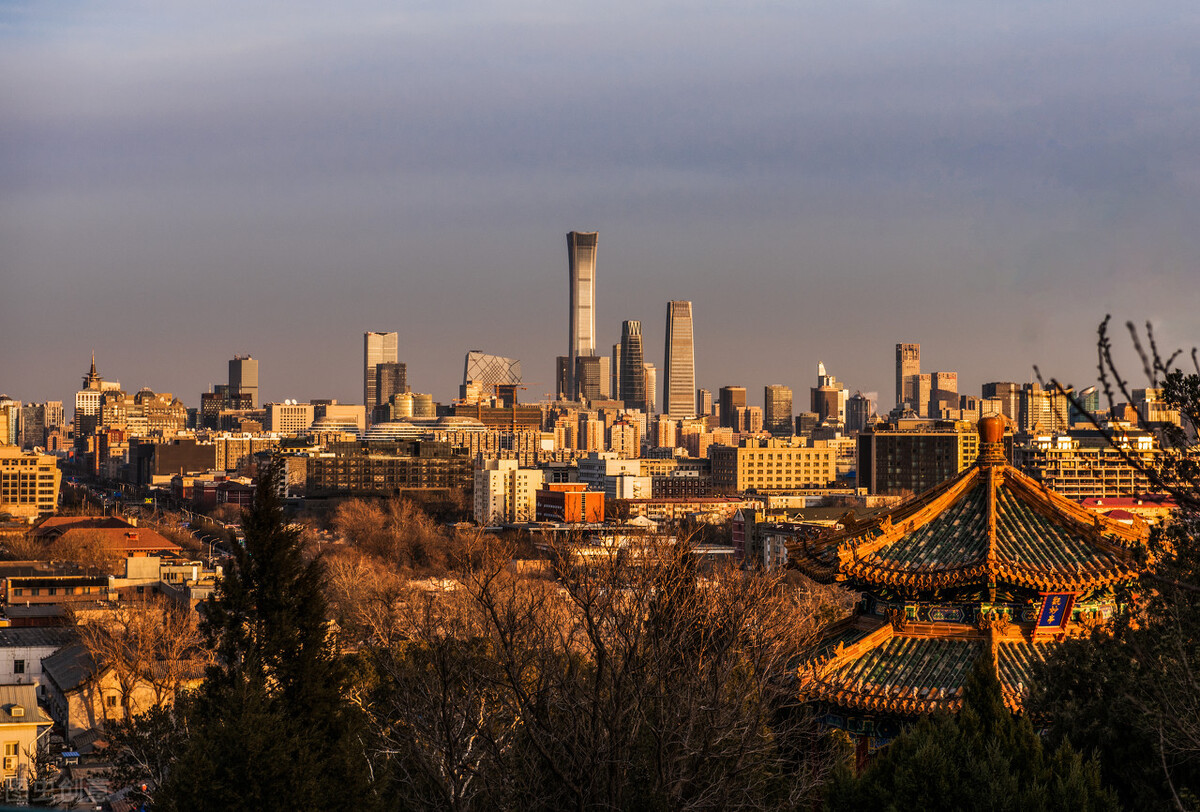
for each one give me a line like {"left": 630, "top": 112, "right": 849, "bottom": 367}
{"left": 473, "top": 459, "right": 544, "bottom": 525}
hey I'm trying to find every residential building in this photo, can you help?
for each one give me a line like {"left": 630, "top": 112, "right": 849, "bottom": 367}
{"left": 474, "top": 459, "right": 544, "bottom": 524}
{"left": 363, "top": 331, "right": 399, "bottom": 413}
{"left": 662, "top": 301, "right": 696, "bottom": 419}
{"left": 305, "top": 441, "right": 472, "bottom": 497}
{"left": 0, "top": 684, "right": 52, "bottom": 784}
{"left": 1013, "top": 428, "right": 1158, "bottom": 500}
{"left": 0, "top": 628, "right": 75, "bottom": 687}
{"left": 0, "top": 447, "right": 60, "bottom": 522}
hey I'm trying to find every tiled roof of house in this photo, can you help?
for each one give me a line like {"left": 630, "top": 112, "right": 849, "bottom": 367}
{"left": 0, "top": 684, "right": 52, "bottom": 726}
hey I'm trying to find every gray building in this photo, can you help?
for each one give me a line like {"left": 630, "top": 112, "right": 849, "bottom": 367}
{"left": 364, "top": 331, "right": 399, "bottom": 414}
{"left": 228, "top": 355, "right": 259, "bottom": 409}
{"left": 567, "top": 231, "right": 598, "bottom": 398}
{"left": 618, "top": 321, "right": 646, "bottom": 412}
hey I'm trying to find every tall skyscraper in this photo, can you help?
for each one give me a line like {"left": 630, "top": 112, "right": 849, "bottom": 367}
{"left": 364, "top": 331, "right": 398, "bottom": 412}
{"left": 376, "top": 362, "right": 408, "bottom": 405}
{"left": 566, "top": 231, "right": 598, "bottom": 398}
{"left": 896, "top": 343, "right": 920, "bottom": 407}
{"left": 611, "top": 342, "right": 622, "bottom": 400}
{"left": 662, "top": 300, "right": 696, "bottom": 419}
{"left": 618, "top": 321, "right": 646, "bottom": 411}
{"left": 228, "top": 355, "right": 259, "bottom": 408}
{"left": 763, "top": 385, "right": 793, "bottom": 436}
{"left": 697, "top": 389, "right": 713, "bottom": 418}
{"left": 643, "top": 363, "right": 657, "bottom": 415}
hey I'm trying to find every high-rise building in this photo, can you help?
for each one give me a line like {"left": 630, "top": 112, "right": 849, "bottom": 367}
{"left": 697, "top": 389, "right": 713, "bottom": 418}
{"left": 846, "top": 392, "right": 874, "bottom": 434}
{"left": 643, "top": 363, "right": 657, "bottom": 415}
{"left": 896, "top": 343, "right": 920, "bottom": 407}
{"left": 982, "top": 382, "right": 1021, "bottom": 422}
{"left": 611, "top": 342, "right": 622, "bottom": 401}
{"left": 1019, "top": 382, "right": 1070, "bottom": 435}
{"left": 74, "top": 354, "right": 120, "bottom": 448}
{"left": 376, "top": 362, "right": 408, "bottom": 408}
{"left": 464, "top": 352, "right": 521, "bottom": 388}
{"left": 931, "top": 371, "right": 958, "bottom": 414}
{"left": 566, "top": 231, "right": 598, "bottom": 398}
{"left": 763, "top": 385, "right": 793, "bottom": 436}
{"left": 228, "top": 355, "right": 259, "bottom": 408}
{"left": 364, "top": 332, "right": 398, "bottom": 413}
{"left": 575, "top": 356, "right": 603, "bottom": 401}
{"left": 719, "top": 386, "right": 747, "bottom": 429}
{"left": 618, "top": 321, "right": 646, "bottom": 411}
{"left": 662, "top": 301, "right": 696, "bottom": 419}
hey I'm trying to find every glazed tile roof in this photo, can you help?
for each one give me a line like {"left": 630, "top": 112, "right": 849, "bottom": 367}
{"left": 789, "top": 459, "right": 1145, "bottom": 593}
{"left": 803, "top": 626, "right": 1056, "bottom": 716}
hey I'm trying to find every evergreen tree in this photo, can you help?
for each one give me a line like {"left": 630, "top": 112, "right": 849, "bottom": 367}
{"left": 825, "top": 655, "right": 1117, "bottom": 812}
{"left": 156, "top": 463, "right": 376, "bottom": 811}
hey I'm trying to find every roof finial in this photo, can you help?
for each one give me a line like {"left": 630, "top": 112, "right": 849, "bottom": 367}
{"left": 90, "top": 351, "right": 96, "bottom": 376}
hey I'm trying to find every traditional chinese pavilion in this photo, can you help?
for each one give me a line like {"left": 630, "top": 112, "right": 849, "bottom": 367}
{"left": 790, "top": 416, "right": 1147, "bottom": 752}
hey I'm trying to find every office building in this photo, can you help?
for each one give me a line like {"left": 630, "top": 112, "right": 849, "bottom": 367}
{"left": 931, "top": 371, "right": 957, "bottom": 414}
{"left": 376, "top": 362, "right": 408, "bottom": 409}
{"left": 697, "top": 389, "right": 713, "bottom": 418}
{"left": 846, "top": 392, "right": 874, "bottom": 434}
{"left": 266, "top": 401, "right": 315, "bottom": 435}
{"left": 618, "top": 321, "right": 646, "bottom": 412}
{"left": 896, "top": 343, "right": 920, "bottom": 407}
{"left": 856, "top": 421, "right": 982, "bottom": 495}
{"left": 710, "top": 438, "right": 837, "bottom": 492}
{"left": 611, "top": 342, "right": 622, "bottom": 402}
{"left": 763, "top": 385, "right": 793, "bottom": 436}
{"left": 719, "top": 386, "right": 747, "bottom": 429}
{"left": 662, "top": 301, "right": 696, "bottom": 419}
{"left": 643, "top": 363, "right": 657, "bottom": 414}
{"left": 566, "top": 231, "right": 599, "bottom": 397}
{"left": 575, "top": 356, "right": 603, "bottom": 401}
{"left": 463, "top": 351, "right": 521, "bottom": 389}
{"left": 981, "top": 382, "right": 1020, "bottom": 422}
{"left": 1018, "top": 382, "right": 1070, "bottom": 435}
{"left": 363, "top": 331, "right": 399, "bottom": 413}
{"left": 228, "top": 355, "right": 259, "bottom": 408}
{"left": 74, "top": 354, "right": 121, "bottom": 448}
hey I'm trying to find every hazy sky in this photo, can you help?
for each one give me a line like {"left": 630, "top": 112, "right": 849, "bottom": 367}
{"left": 3, "top": 1, "right": 1198, "bottom": 413}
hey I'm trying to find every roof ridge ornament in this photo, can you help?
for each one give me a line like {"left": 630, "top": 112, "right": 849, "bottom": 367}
{"left": 976, "top": 415, "right": 1007, "bottom": 467}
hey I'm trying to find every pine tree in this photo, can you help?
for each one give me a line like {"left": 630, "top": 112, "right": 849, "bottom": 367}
{"left": 825, "top": 655, "right": 1117, "bottom": 812}
{"left": 156, "top": 463, "right": 376, "bottom": 811}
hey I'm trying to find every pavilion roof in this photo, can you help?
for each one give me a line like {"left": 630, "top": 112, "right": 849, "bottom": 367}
{"left": 788, "top": 460, "right": 1146, "bottom": 594}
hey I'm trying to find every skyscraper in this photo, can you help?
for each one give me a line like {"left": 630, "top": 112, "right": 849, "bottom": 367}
{"left": 719, "top": 386, "right": 747, "bottom": 429}
{"left": 566, "top": 231, "right": 598, "bottom": 398}
{"left": 763, "top": 385, "right": 793, "bottom": 436}
{"left": 618, "top": 321, "right": 646, "bottom": 411}
{"left": 228, "top": 355, "right": 259, "bottom": 408}
{"left": 896, "top": 343, "right": 920, "bottom": 407}
{"left": 364, "top": 331, "right": 398, "bottom": 413}
{"left": 643, "top": 363, "right": 657, "bottom": 415}
{"left": 662, "top": 301, "right": 696, "bottom": 419}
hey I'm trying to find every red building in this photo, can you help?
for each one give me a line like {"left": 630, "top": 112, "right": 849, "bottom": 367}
{"left": 536, "top": 483, "right": 604, "bottom": 523}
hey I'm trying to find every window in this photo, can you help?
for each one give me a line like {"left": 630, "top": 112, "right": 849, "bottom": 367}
{"left": 2, "top": 742, "right": 16, "bottom": 773}
{"left": 12, "top": 660, "right": 23, "bottom": 675}
{"left": 106, "top": 695, "right": 118, "bottom": 708}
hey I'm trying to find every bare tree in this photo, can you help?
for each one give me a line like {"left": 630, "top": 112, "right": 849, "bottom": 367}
{"left": 364, "top": 532, "right": 847, "bottom": 810}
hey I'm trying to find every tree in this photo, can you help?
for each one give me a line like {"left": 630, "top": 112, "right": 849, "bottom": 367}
{"left": 825, "top": 655, "right": 1118, "bottom": 812}
{"left": 155, "top": 462, "right": 377, "bottom": 812}
{"left": 1030, "top": 319, "right": 1200, "bottom": 810}
{"left": 363, "top": 533, "right": 847, "bottom": 811}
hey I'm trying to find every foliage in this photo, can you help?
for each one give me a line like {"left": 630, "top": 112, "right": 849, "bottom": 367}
{"left": 154, "top": 462, "right": 376, "bottom": 812}
{"left": 826, "top": 655, "right": 1118, "bottom": 812}
{"left": 103, "top": 704, "right": 189, "bottom": 805}
{"left": 1030, "top": 318, "right": 1200, "bottom": 810}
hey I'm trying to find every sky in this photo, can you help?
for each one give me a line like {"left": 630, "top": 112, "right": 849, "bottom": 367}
{"left": 3, "top": 0, "right": 1199, "bottom": 413}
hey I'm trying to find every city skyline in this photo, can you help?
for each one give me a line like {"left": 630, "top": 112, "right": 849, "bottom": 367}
{"left": 3, "top": 2, "right": 1198, "bottom": 409}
